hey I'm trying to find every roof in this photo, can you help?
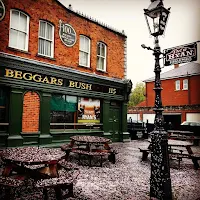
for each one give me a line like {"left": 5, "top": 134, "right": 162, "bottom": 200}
{"left": 144, "top": 62, "right": 200, "bottom": 82}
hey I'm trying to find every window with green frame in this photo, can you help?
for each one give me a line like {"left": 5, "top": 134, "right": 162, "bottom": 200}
{"left": 50, "top": 94, "right": 77, "bottom": 123}
{"left": 0, "top": 87, "right": 9, "bottom": 131}
{"left": 50, "top": 94, "right": 102, "bottom": 131}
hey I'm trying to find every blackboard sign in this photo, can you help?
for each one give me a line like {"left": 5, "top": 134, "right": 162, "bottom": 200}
{"left": 0, "top": 0, "right": 5, "bottom": 21}
{"left": 163, "top": 42, "right": 197, "bottom": 66}
{"left": 59, "top": 20, "right": 76, "bottom": 47}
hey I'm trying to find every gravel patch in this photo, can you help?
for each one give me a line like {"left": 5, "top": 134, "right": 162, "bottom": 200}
{"left": 0, "top": 140, "right": 200, "bottom": 200}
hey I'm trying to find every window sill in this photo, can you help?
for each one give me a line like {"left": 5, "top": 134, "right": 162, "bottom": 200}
{"left": 182, "top": 89, "right": 188, "bottom": 91}
{"left": 36, "top": 54, "right": 56, "bottom": 61}
{"left": 96, "top": 69, "right": 107, "bottom": 74}
{"left": 78, "top": 65, "right": 92, "bottom": 70}
{"left": 21, "top": 131, "right": 40, "bottom": 135}
{"left": 7, "top": 46, "right": 31, "bottom": 54}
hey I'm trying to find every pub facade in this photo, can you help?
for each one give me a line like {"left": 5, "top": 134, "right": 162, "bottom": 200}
{"left": 0, "top": 0, "right": 132, "bottom": 147}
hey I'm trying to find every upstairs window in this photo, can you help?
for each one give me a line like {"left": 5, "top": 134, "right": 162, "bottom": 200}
{"left": 175, "top": 80, "right": 180, "bottom": 91}
{"left": 9, "top": 10, "right": 29, "bottom": 51}
{"left": 38, "top": 20, "right": 54, "bottom": 58}
{"left": 97, "top": 42, "right": 107, "bottom": 71}
{"left": 183, "top": 79, "right": 188, "bottom": 90}
{"left": 79, "top": 35, "right": 90, "bottom": 67}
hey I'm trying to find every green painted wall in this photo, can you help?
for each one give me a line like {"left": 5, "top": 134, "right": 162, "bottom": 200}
{"left": 39, "top": 92, "right": 52, "bottom": 145}
{"left": 7, "top": 88, "right": 23, "bottom": 147}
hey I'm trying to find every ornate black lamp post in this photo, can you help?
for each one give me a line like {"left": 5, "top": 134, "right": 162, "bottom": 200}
{"left": 142, "top": 0, "right": 172, "bottom": 199}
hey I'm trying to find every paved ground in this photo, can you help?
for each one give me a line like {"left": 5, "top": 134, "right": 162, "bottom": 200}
{"left": 1, "top": 139, "right": 200, "bottom": 200}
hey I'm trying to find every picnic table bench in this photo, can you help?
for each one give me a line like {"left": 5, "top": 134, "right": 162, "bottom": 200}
{"left": 0, "top": 147, "right": 78, "bottom": 200}
{"left": 139, "top": 140, "right": 200, "bottom": 169}
{"left": 61, "top": 135, "right": 117, "bottom": 167}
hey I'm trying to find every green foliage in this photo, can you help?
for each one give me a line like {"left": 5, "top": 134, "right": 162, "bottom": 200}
{"left": 128, "top": 82, "right": 145, "bottom": 107}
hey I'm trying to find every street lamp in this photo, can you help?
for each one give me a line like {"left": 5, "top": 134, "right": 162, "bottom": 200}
{"left": 142, "top": 0, "right": 172, "bottom": 199}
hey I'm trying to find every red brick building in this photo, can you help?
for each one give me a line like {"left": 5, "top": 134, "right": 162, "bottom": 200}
{"left": 0, "top": 0, "right": 132, "bottom": 147}
{"left": 128, "top": 62, "right": 200, "bottom": 128}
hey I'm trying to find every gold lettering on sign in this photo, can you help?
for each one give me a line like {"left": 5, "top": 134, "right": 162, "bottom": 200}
{"left": 14, "top": 70, "right": 23, "bottom": 79}
{"left": 5, "top": 68, "right": 14, "bottom": 78}
{"left": 69, "top": 80, "right": 92, "bottom": 90}
{"left": 57, "top": 79, "right": 63, "bottom": 86}
{"left": 4, "top": 68, "right": 64, "bottom": 86}
{"left": 108, "top": 88, "right": 116, "bottom": 95}
{"left": 23, "top": 73, "right": 32, "bottom": 80}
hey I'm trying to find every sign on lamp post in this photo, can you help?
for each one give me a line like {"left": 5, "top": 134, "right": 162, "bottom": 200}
{"left": 163, "top": 42, "right": 197, "bottom": 66}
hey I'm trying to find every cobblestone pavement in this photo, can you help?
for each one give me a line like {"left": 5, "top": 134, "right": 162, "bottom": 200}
{"left": 0, "top": 140, "right": 200, "bottom": 200}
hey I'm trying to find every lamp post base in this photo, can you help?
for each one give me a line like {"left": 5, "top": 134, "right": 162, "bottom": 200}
{"left": 150, "top": 129, "right": 172, "bottom": 200}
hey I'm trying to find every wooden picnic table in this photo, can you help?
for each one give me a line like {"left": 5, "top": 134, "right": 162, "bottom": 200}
{"left": 168, "top": 130, "right": 200, "bottom": 146}
{"left": 1, "top": 146, "right": 65, "bottom": 177}
{"left": 0, "top": 146, "right": 72, "bottom": 200}
{"left": 140, "top": 139, "right": 200, "bottom": 169}
{"left": 61, "top": 135, "right": 116, "bottom": 166}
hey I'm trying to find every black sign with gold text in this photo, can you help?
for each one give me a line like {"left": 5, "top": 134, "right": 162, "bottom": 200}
{"left": 1, "top": 67, "right": 122, "bottom": 95}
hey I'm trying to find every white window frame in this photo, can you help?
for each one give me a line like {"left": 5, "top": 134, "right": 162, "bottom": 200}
{"left": 97, "top": 42, "right": 107, "bottom": 71}
{"left": 183, "top": 79, "right": 188, "bottom": 90}
{"left": 79, "top": 35, "right": 90, "bottom": 67}
{"left": 175, "top": 80, "right": 180, "bottom": 91}
{"left": 38, "top": 20, "right": 54, "bottom": 58}
{"left": 9, "top": 9, "right": 29, "bottom": 51}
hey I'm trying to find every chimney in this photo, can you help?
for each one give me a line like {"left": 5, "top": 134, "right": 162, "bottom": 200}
{"left": 68, "top": 4, "right": 72, "bottom": 10}
{"left": 174, "top": 64, "right": 179, "bottom": 68}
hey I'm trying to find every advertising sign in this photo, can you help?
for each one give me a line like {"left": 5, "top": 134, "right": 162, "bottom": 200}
{"left": 59, "top": 20, "right": 76, "bottom": 47}
{"left": 78, "top": 97, "right": 100, "bottom": 123}
{"left": 0, "top": 0, "right": 5, "bottom": 21}
{"left": 163, "top": 42, "right": 197, "bottom": 66}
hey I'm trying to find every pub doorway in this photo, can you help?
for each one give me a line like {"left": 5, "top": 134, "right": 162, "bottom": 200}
{"left": 109, "top": 106, "right": 120, "bottom": 142}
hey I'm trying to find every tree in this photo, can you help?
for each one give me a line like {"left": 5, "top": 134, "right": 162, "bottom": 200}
{"left": 128, "top": 82, "right": 145, "bottom": 107}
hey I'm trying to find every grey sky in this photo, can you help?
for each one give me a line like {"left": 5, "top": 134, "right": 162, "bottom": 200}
{"left": 58, "top": 0, "right": 200, "bottom": 88}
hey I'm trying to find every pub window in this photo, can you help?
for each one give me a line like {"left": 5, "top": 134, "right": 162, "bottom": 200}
{"left": 97, "top": 42, "right": 107, "bottom": 71}
{"left": 175, "top": 80, "right": 180, "bottom": 91}
{"left": 79, "top": 35, "right": 90, "bottom": 67}
{"left": 9, "top": 9, "right": 29, "bottom": 51}
{"left": 78, "top": 97, "right": 100, "bottom": 124}
{"left": 0, "top": 87, "right": 9, "bottom": 132}
{"left": 38, "top": 20, "right": 54, "bottom": 57}
{"left": 50, "top": 95, "right": 102, "bottom": 131}
{"left": 50, "top": 94, "right": 77, "bottom": 130}
{"left": 183, "top": 79, "right": 188, "bottom": 90}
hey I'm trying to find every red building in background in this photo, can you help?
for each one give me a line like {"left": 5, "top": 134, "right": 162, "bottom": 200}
{"left": 128, "top": 62, "right": 200, "bottom": 128}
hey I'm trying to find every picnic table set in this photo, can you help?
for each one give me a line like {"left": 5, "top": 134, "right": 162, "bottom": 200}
{"left": 0, "top": 132, "right": 200, "bottom": 199}
{"left": 139, "top": 129, "right": 200, "bottom": 169}
{"left": 0, "top": 135, "right": 116, "bottom": 199}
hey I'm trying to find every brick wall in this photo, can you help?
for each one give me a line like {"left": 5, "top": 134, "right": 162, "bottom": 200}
{"left": 22, "top": 91, "right": 40, "bottom": 133}
{"left": 0, "top": 0, "right": 125, "bottom": 79}
{"left": 146, "top": 75, "right": 200, "bottom": 107}
{"left": 190, "top": 75, "right": 200, "bottom": 105}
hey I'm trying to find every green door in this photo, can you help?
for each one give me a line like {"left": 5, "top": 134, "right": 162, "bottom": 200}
{"left": 109, "top": 107, "right": 120, "bottom": 142}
